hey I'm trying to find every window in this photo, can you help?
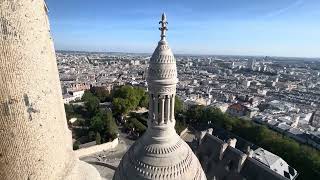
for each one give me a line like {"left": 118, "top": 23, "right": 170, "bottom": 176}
{"left": 284, "top": 171, "right": 291, "bottom": 179}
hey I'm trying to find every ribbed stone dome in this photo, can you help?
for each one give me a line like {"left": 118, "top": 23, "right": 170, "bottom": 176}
{"left": 148, "top": 40, "right": 177, "bottom": 81}
{"left": 113, "top": 13, "right": 206, "bottom": 180}
{"left": 113, "top": 133, "right": 206, "bottom": 180}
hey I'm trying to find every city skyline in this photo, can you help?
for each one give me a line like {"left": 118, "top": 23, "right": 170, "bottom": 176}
{"left": 46, "top": 0, "right": 320, "bottom": 58}
{"left": 1, "top": 1, "right": 319, "bottom": 179}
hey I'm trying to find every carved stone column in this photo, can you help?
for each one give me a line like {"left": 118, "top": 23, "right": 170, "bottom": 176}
{"left": 166, "top": 95, "right": 171, "bottom": 123}
{"left": 154, "top": 95, "right": 158, "bottom": 124}
{"left": 160, "top": 96, "right": 165, "bottom": 124}
{"left": 149, "top": 94, "right": 154, "bottom": 121}
{"left": 171, "top": 94, "right": 175, "bottom": 121}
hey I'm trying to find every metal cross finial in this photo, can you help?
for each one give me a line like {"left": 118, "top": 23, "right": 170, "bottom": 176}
{"left": 159, "top": 13, "right": 168, "bottom": 40}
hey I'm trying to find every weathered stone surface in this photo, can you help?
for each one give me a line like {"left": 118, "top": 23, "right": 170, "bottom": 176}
{"left": 0, "top": 1, "right": 100, "bottom": 179}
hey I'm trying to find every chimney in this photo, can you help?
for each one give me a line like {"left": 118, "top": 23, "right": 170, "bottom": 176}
{"left": 207, "top": 128, "right": 213, "bottom": 135}
{"left": 246, "top": 146, "right": 254, "bottom": 158}
{"left": 198, "top": 131, "right": 207, "bottom": 145}
{"left": 227, "top": 138, "right": 237, "bottom": 148}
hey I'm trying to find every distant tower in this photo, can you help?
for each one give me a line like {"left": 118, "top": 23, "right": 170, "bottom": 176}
{"left": 275, "top": 75, "right": 279, "bottom": 83}
{"left": 231, "top": 61, "right": 235, "bottom": 69}
{"left": 291, "top": 115, "right": 300, "bottom": 128}
{"left": 0, "top": 1, "right": 100, "bottom": 179}
{"left": 113, "top": 13, "right": 206, "bottom": 180}
{"left": 248, "top": 59, "right": 255, "bottom": 70}
{"left": 263, "top": 65, "right": 267, "bottom": 72}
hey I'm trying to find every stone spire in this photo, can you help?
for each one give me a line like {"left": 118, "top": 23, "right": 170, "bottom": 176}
{"left": 113, "top": 13, "right": 206, "bottom": 180}
{"left": 0, "top": 1, "right": 100, "bottom": 179}
{"left": 159, "top": 13, "right": 168, "bottom": 40}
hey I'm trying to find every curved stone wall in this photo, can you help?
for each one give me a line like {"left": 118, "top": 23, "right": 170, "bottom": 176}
{"left": 0, "top": 1, "right": 100, "bottom": 179}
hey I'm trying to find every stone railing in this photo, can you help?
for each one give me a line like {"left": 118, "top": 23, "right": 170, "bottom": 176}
{"left": 75, "top": 138, "right": 119, "bottom": 158}
{"left": 179, "top": 127, "right": 189, "bottom": 136}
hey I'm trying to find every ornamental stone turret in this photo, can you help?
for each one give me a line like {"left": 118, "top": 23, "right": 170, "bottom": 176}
{"left": 0, "top": 1, "right": 100, "bottom": 179}
{"left": 113, "top": 13, "right": 206, "bottom": 180}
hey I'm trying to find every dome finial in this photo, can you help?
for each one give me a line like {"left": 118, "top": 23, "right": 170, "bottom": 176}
{"left": 159, "top": 13, "right": 168, "bottom": 40}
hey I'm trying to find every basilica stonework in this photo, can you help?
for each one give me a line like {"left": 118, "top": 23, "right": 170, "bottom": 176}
{"left": 113, "top": 14, "right": 206, "bottom": 180}
{"left": 0, "top": 1, "right": 100, "bottom": 179}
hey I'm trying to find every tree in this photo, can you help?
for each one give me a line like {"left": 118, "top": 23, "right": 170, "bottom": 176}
{"left": 82, "top": 90, "right": 94, "bottom": 101}
{"left": 125, "top": 118, "right": 146, "bottom": 135}
{"left": 129, "top": 112, "right": 148, "bottom": 127}
{"left": 85, "top": 96, "right": 99, "bottom": 115}
{"left": 112, "top": 86, "right": 148, "bottom": 115}
{"left": 88, "top": 131, "right": 95, "bottom": 141}
{"left": 64, "top": 104, "right": 74, "bottom": 120}
{"left": 139, "top": 94, "right": 149, "bottom": 108}
{"left": 88, "top": 97, "right": 100, "bottom": 114}
{"left": 104, "top": 110, "right": 118, "bottom": 140}
{"left": 90, "top": 115, "right": 104, "bottom": 133}
{"left": 91, "top": 86, "right": 111, "bottom": 102}
{"left": 175, "top": 119, "right": 187, "bottom": 134}
{"left": 185, "top": 105, "right": 205, "bottom": 124}
{"left": 82, "top": 91, "right": 100, "bottom": 115}
{"left": 96, "top": 132, "right": 101, "bottom": 145}
{"left": 113, "top": 98, "right": 130, "bottom": 115}
{"left": 73, "top": 141, "right": 80, "bottom": 150}
{"left": 183, "top": 105, "right": 320, "bottom": 180}
{"left": 175, "top": 96, "right": 184, "bottom": 114}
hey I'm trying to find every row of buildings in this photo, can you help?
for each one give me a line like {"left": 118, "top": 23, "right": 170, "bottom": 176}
{"left": 57, "top": 48, "right": 320, "bottom": 180}
{"left": 57, "top": 50, "right": 320, "bottom": 151}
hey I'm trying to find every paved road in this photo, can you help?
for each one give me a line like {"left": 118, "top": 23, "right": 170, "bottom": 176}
{"left": 80, "top": 131, "right": 135, "bottom": 180}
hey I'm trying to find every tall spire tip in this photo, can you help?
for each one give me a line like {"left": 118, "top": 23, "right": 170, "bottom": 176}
{"left": 159, "top": 13, "right": 168, "bottom": 40}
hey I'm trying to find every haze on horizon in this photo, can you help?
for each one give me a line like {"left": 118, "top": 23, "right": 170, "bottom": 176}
{"left": 46, "top": 0, "right": 320, "bottom": 58}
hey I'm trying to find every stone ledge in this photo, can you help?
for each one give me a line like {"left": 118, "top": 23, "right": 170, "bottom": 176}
{"left": 75, "top": 138, "right": 119, "bottom": 158}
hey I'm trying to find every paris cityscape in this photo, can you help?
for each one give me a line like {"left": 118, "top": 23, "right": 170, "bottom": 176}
{"left": 58, "top": 51, "right": 320, "bottom": 180}
{"left": 1, "top": 0, "right": 320, "bottom": 180}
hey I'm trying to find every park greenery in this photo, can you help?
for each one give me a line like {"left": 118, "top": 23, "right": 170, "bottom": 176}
{"left": 112, "top": 85, "right": 148, "bottom": 115}
{"left": 90, "top": 86, "right": 112, "bottom": 102}
{"left": 184, "top": 105, "right": 320, "bottom": 180}
{"left": 65, "top": 85, "right": 187, "bottom": 145}
{"left": 110, "top": 85, "right": 187, "bottom": 137}
{"left": 65, "top": 88, "right": 118, "bottom": 149}
{"left": 65, "top": 85, "right": 149, "bottom": 148}
{"left": 124, "top": 117, "right": 147, "bottom": 137}
{"left": 66, "top": 102, "right": 118, "bottom": 150}
{"left": 65, "top": 85, "right": 319, "bottom": 179}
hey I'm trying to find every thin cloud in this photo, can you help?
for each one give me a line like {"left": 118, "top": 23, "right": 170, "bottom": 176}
{"left": 264, "top": 0, "right": 304, "bottom": 18}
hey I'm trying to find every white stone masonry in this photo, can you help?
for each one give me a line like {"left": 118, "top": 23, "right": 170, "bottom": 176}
{"left": 113, "top": 13, "right": 206, "bottom": 180}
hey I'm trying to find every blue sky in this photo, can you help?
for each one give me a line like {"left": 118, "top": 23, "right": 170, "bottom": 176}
{"left": 46, "top": 0, "right": 320, "bottom": 57}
